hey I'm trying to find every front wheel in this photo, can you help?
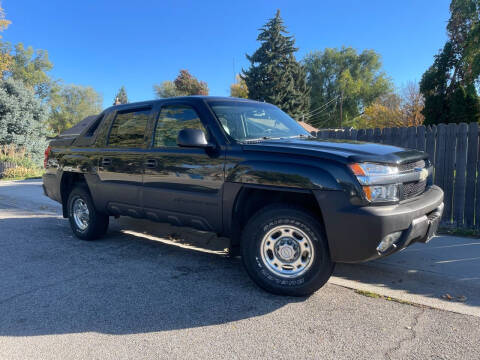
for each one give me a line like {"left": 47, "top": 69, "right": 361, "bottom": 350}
{"left": 241, "top": 205, "right": 334, "bottom": 296}
{"left": 67, "top": 185, "right": 109, "bottom": 240}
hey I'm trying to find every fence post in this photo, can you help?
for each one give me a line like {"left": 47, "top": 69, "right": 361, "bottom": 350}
{"left": 374, "top": 127, "right": 381, "bottom": 143}
{"left": 454, "top": 123, "right": 468, "bottom": 227}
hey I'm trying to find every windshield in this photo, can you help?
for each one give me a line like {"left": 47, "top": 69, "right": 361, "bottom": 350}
{"left": 208, "top": 101, "right": 310, "bottom": 142}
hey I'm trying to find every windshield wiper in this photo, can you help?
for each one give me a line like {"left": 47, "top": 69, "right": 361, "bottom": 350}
{"left": 241, "top": 136, "right": 278, "bottom": 143}
{"left": 288, "top": 134, "right": 313, "bottom": 139}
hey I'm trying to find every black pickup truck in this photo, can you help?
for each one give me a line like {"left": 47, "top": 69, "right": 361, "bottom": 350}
{"left": 43, "top": 96, "right": 444, "bottom": 296}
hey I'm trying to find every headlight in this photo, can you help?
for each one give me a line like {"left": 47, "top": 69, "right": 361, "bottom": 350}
{"left": 349, "top": 163, "right": 400, "bottom": 203}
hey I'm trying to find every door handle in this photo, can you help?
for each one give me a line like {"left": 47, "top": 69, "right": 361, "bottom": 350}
{"left": 101, "top": 158, "right": 112, "bottom": 166}
{"left": 144, "top": 159, "right": 157, "bottom": 168}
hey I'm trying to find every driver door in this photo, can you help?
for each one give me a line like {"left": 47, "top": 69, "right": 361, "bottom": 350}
{"left": 141, "top": 103, "right": 224, "bottom": 232}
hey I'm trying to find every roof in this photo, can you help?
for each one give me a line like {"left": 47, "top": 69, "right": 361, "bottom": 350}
{"left": 106, "top": 96, "right": 262, "bottom": 112}
{"left": 298, "top": 121, "right": 318, "bottom": 133}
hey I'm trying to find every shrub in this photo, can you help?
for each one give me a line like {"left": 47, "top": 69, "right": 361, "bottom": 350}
{"left": 0, "top": 144, "right": 37, "bottom": 168}
{"left": 2, "top": 166, "right": 43, "bottom": 180}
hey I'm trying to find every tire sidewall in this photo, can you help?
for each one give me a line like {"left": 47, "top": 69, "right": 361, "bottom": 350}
{"left": 242, "top": 208, "right": 333, "bottom": 295}
{"left": 67, "top": 187, "right": 96, "bottom": 239}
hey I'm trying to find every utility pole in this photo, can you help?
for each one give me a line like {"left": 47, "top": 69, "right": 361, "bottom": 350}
{"left": 233, "top": 57, "right": 236, "bottom": 83}
{"left": 339, "top": 89, "right": 344, "bottom": 128}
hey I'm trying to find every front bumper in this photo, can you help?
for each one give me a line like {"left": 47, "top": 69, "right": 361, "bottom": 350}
{"left": 314, "top": 185, "right": 444, "bottom": 263}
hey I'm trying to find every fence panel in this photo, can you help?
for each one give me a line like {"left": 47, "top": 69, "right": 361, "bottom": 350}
{"left": 417, "top": 126, "right": 426, "bottom": 151}
{"left": 435, "top": 124, "right": 447, "bottom": 192}
{"left": 465, "top": 123, "right": 478, "bottom": 227}
{"left": 407, "top": 126, "right": 416, "bottom": 149}
{"left": 454, "top": 123, "right": 468, "bottom": 226}
{"left": 442, "top": 123, "right": 457, "bottom": 225}
{"left": 374, "top": 128, "right": 381, "bottom": 143}
{"left": 383, "top": 127, "right": 393, "bottom": 145}
{"left": 366, "top": 128, "right": 374, "bottom": 142}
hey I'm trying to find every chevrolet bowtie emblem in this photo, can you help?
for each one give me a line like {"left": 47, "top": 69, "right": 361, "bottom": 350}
{"left": 417, "top": 168, "right": 428, "bottom": 181}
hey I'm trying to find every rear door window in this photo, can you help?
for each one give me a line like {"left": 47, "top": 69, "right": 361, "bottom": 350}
{"left": 108, "top": 108, "right": 151, "bottom": 148}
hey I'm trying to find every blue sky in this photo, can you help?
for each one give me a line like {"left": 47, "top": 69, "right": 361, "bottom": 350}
{"left": 4, "top": 0, "right": 450, "bottom": 108}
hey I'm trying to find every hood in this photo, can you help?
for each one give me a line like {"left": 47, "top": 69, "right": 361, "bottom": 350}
{"left": 241, "top": 137, "right": 428, "bottom": 165}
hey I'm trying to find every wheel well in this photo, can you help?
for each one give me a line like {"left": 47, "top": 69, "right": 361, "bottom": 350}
{"left": 230, "top": 187, "right": 324, "bottom": 246}
{"left": 60, "top": 172, "right": 87, "bottom": 218}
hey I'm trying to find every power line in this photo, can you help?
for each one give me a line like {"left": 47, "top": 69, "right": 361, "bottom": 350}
{"left": 303, "top": 97, "right": 341, "bottom": 121}
{"left": 302, "top": 96, "right": 339, "bottom": 118}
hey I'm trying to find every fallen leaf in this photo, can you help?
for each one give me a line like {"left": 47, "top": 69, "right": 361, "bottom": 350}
{"left": 442, "top": 293, "right": 453, "bottom": 301}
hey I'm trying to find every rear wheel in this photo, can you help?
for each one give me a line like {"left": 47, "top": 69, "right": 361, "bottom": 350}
{"left": 67, "top": 185, "right": 109, "bottom": 240}
{"left": 241, "top": 205, "right": 334, "bottom": 296}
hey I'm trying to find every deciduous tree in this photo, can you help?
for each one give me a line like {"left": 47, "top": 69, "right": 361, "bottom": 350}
{"left": 2, "top": 43, "right": 53, "bottom": 99}
{"left": 304, "top": 47, "right": 392, "bottom": 128}
{"left": 0, "top": 2, "right": 11, "bottom": 72}
{"left": 48, "top": 84, "right": 103, "bottom": 135}
{"left": 242, "top": 10, "right": 310, "bottom": 119}
{"left": 230, "top": 75, "right": 248, "bottom": 98}
{"left": 154, "top": 70, "right": 209, "bottom": 98}
{"left": 174, "top": 69, "right": 208, "bottom": 95}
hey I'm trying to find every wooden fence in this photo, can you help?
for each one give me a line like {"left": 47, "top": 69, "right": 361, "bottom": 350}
{"left": 0, "top": 161, "right": 16, "bottom": 178}
{"left": 316, "top": 123, "right": 480, "bottom": 229}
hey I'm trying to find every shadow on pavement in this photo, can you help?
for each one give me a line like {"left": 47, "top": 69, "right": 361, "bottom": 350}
{"left": 0, "top": 214, "right": 302, "bottom": 337}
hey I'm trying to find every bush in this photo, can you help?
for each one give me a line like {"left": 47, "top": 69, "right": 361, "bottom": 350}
{"left": 0, "top": 144, "right": 43, "bottom": 179}
{"left": 0, "top": 144, "right": 37, "bottom": 168}
{"left": 1, "top": 165, "right": 43, "bottom": 180}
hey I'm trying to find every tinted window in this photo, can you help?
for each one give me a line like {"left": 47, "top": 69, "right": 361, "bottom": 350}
{"left": 108, "top": 108, "right": 150, "bottom": 147}
{"left": 154, "top": 105, "right": 206, "bottom": 147}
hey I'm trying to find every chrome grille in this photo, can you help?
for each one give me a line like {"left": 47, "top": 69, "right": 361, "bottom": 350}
{"left": 401, "top": 180, "right": 427, "bottom": 200}
{"left": 399, "top": 159, "right": 425, "bottom": 172}
{"left": 398, "top": 159, "right": 429, "bottom": 200}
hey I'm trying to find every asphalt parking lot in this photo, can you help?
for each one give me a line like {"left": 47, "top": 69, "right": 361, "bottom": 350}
{"left": 1, "top": 180, "right": 479, "bottom": 359}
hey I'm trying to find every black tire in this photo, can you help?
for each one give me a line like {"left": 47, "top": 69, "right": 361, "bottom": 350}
{"left": 241, "top": 205, "right": 334, "bottom": 296}
{"left": 67, "top": 185, "right": 109, "bottom": 240}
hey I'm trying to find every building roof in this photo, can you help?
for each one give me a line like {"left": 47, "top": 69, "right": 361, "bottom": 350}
{"left": 298, "top": 121, "right": 318, "bottom": 133}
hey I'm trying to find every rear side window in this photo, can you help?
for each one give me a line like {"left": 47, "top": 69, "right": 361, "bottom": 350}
{"left": 108, "top": 108, "right": 151, "bottom": 148}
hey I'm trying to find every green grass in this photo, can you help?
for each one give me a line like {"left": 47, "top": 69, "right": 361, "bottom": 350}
{"left": 354, "top": 289, "right": 418, "bottom": 306}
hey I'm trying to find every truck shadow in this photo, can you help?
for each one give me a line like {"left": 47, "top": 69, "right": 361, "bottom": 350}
{"left": 0, "top": 214, "right": 303, "bottom": 337}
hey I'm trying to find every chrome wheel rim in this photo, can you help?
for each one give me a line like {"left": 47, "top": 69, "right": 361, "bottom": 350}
{"left": 72, "top": 197, "right": 89, "bottom": 231}
{"left": 260, "top": 225, "right": 315, "bottom": 278}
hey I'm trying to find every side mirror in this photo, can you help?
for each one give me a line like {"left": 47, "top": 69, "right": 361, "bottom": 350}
{"left": 177, "top": 128, "right": 214, "bottom": 149}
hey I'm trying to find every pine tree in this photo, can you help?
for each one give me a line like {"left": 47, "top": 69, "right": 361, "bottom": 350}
{"left": 242, "top": 10, "right": 310, "bottom": 119}
{"left": 420, "top": 0, "right": 480, "bottom": 124}
{"left": 113, "top": 86, "right": 128, "bottom": 105}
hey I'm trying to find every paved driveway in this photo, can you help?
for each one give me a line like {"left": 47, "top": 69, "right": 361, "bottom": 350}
{"left": 0, "top": 180, "right": 479, "bottom": 359}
